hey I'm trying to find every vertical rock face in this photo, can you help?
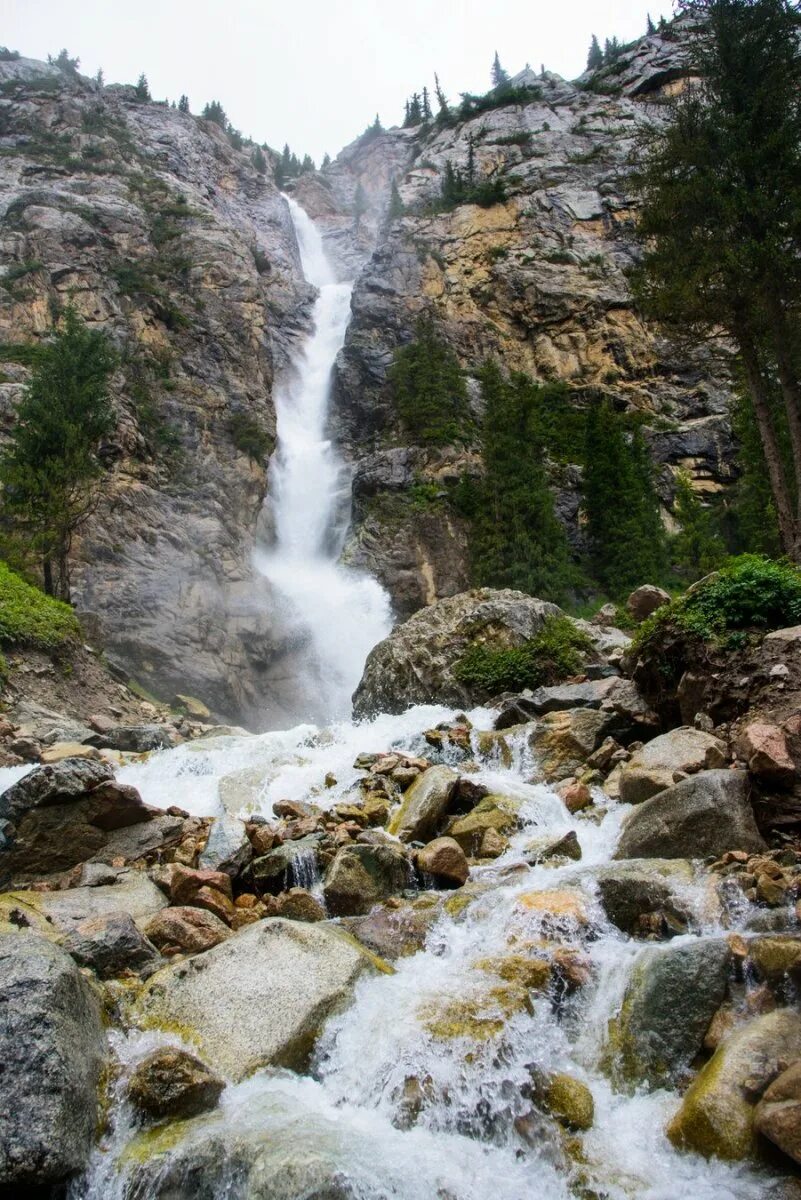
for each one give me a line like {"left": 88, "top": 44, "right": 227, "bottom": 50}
{"left": 0, "top": 58, "right": 310, "bottom": 720}
{"left": 303, "top": 20, "right": 737, "bottom": 617}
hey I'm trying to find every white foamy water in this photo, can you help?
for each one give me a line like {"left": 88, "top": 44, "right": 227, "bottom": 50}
{"left": 74, "top": 709, "right": 784, "bottom": 1200}
{"left": 253, "top": 196, "right": 391, "bottom": 726}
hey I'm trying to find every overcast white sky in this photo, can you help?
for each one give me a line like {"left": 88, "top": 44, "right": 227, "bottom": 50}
{"left": 2, "top": 1, "right": 674, "bottom": 162}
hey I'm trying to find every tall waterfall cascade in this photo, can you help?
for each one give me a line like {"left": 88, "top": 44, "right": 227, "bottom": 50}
{"left": 253, "top": 197, "right": 391, "bottom": 725}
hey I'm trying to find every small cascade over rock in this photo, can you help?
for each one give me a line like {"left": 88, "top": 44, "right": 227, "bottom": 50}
{"left": 253, "top": 196, "right": 391, "bottom": 727}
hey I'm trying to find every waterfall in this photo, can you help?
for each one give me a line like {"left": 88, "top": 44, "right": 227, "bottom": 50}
{"left": 253, "top": 196, "right": 391, "bottom": 726}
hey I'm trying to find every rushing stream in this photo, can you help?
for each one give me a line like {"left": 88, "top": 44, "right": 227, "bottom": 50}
{"left": 253, "top": 196, "right": 391, "bottom": 727}
{"left": 63, "top": 200, "right": 786, "bottom": 1198}
{"left": 66, "top": 708, "right": 782, "bottom": 1199}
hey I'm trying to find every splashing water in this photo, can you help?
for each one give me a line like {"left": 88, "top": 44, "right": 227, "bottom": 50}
{"left": 72, "top": 707, "right": 786, "bottom": 1200}
{"left": 253, "top": 196, "right": 391, "bottom": 727}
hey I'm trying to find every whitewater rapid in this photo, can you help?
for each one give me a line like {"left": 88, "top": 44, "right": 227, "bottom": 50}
{"left": 253, "top": 197, "right": 391, "bottom": 727}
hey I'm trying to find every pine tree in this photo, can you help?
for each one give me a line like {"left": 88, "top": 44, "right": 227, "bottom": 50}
{"left": 49, "top": 49, "right": 79, "bottom": 75}
{"left": 583, "top": 402, "right": 667, "bottom": 595}
{"left": 372, "top": 112, "right": 383, "bottom": 133}
{"left": 421, "top": 87, "right": 432, "bottom": 121}
{"left": 604, "top": 37, "right": 622, "bottom": 63}
{"left": 471, "top": 362, "right": 576, "bottom": 603}
{"left": 252, "top": 145, "right": 267, "bottom": 173}
{"left": 0, "top": 308, "right": 116, "bottom": 599}
{"left": 301, "top": 153, "right": 315, "bottom": 173}
{"left": 434, "top": 72, "right": 448, "bottom": 113}
{"left": 178, "top": 94, "right": 189, "bottom": 113}
{"left": 389, "top": 317, "right": 470, "bottom": 445}
{"left": 632, "top": 0, "right": 801, "bottom": 560}
{"left": 95, "top": 67, "right": 104, "bottom": 88}
{"left": 671, "top": 469, "right": 726, "bottom": 579}
{"left": 403, "top": 99, "right": 411, "bottom": 126}
{"left": 134, "top": 72, "right": 150, "bottom": 101}
{"left": 647, "top": 13, "right": 656, "bottom": 34}
{"left": 388, "top": 179, "right": 404, "bottom": 220}
{"left": 407, "top": 93, "right": 423, "bottom": 124}
{"left": 202, "top": 100, "right": 227, "bottom": 127}
{"left": 322, "top": 152, "right": 331, "bottom": 169}
{"left": 491, "top": 51, "right": 510, "bottom": 89}
{"left": 587, "top": 35, "right": 604, "bottom": 71}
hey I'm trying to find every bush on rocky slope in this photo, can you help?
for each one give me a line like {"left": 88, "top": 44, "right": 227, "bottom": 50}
{"left": 453, "top": 614, "right": 591, "bottom": 694}
{"left": 631, "top": 555, "right": 801, "bottom": 715}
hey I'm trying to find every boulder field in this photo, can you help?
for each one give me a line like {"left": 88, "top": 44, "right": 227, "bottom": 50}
{"left": 1, "top": 585, "right": 801, "bottom": 1193}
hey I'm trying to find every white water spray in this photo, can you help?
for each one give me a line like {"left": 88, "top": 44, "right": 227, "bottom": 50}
{"left": 254, "top": 196, "right": 391, "bottom": 726}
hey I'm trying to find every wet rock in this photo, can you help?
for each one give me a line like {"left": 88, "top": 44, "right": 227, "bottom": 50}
{"left": 589, "top": 860, "right": 694, "bottom": 935}
{"left": 127, "top": 1048, "right": 225, "bottom": 1121}
{"left": 272, "top": 888, "right": 326, "bottom": 922}
{"left": 198, "top": 814, "right": 252, "bottom": 876}
{"left": 84, "top": 724, "right": 175, "bottom": 753}
{"left": 754, "top": 1061, "right": 801, "bottom": 1165}
{"left": 61, "top": 912, "right": 160, "bottom": 978}
{"left": 144, "top": 905, "right": 232, "bottom": 954}
{"left": 668, "top": 1009, "right": 801, "bottom": 1161}
{"left": 614, "top": 770, "right": 766, "bottom": 861}
{"left": 447, "top": 794, "right": 521, "bottom": 854}
{"left": 560, "top": 781, "right": 592, "bottom": 814}
{"left": 41, "top": 742, "right": 103, "bottom": 764}
{"left": 747, "top": 936, "right": 801, "bottom": 985}
{"left": 416, "top": 837, "right": 470, "bottom": 886}
{"left": 606, "top": 939, "right": 730, "bottom": 1090}
{"left": 339, "top": 898, "right": 439, "bottom": 959}
{"left": 532, "top": 1071, "right": 595, "bottom": 1131}
{"left": 474, "top": 954, "right": 551, "bottom": 990}
{"left": 0, "top": 933, "right": 106, "bottom": 1188}
{"left": 173, "top": 695, "right": 212, "bottom": 721}
{"left": 353, "top": 589, "right": 563, "bottom": 715}
{"left": 250, "top": 833, "right": 324, "bottom": 894}
{"left": 135, "top": 918, "right": 387, "bottom": 1080}
{"left": 387, "top": 765, "right": 458, "bottom": 842}
{"left": 524, "top": 831, "right": 582, "bottom": 864}
{"left": 323, "top": 843, "right": 411, "bottom": 916}
{"left": 0, "top": 757, "right": 114, "bottom": 824}
{"left": 531, "top": 708, "right": 618, "bottom": 782}
{"left": 618, "top": 727, "right": 727, "bottom": 805}
{"left": 626, "top": 584, "right": 671, "bottom": 623}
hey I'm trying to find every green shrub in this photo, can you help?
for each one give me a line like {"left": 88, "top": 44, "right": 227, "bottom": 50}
{"left": 634, "top": 555, "right": 801, "bottom": 656}
{"left": 0, "top": 561, "right": 80, "bottom": 651}
{"left": 229, "top": 411, "right": 272, "bottom": 461}
{"left": 453, "top": 614, "right": 591, "bottom": 695}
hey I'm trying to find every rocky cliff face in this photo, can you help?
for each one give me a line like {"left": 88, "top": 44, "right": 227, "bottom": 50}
{"left": 309, "top": 19, "right": 736, "bottom": 616}
{"left": 0, "top": 56, "right": 311, "bottom": 720}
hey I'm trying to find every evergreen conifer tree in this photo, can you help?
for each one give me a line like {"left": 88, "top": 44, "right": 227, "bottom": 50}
{"left": 587, "top": 35, "right": 604, "bottom": 70}
{"left": 471, "top": 362, "right": 576, "bottom": 602}
{"left": 434, "top": 73, "right": 448, "bottom": 113}
{"left": 178, "top": 94, "right": 189, "bottom": 113}
{"left": 202, "top": 100, "right": 227, "bottom": 126}
{"left": 134, "top": 72, "right": 150, "bottom": 101}
{"left": 0, "top": 308, "right": 116, "bottom": 599}
{"left": 671, "top": 469, "right": 726, "bottom": 579}
{"left": 389, "top": 317, "right": 470, "bottom": 445}
{"left": 252, "top": 145, "right": 267, "bottom": 173}
{"left": 583, "top": 401, "right": 667, "bottom": 594}
{"left": 95, "top": 67, "right": 104, "bottom": 88}
{"left": 322, "top": 152, "right": 331, "bottom": 169}
{"left": 388, "top": 179, "right": 404, "bottom": 220}
{"left": 491, "top": 51, "right": 510, "bottom": 89}
{"left": 647, "top": 13, "right": 656, "bottom": 34}
{"left": 422, "top": 87, "right": 432, "bottom": 120}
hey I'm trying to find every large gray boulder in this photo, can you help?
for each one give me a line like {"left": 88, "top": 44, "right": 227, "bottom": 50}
{"left": 135, "top": 918, "right": 387, "bottom": 1080}
{"left": 0, "top": 757, "right": 113, "bottom": 824}
{"left": 352, "top": 588, "right": 563, "bottom": 716}
{"left": 614, "top": 770, "right": 766, "bottom": 861}
{"left": 586, "top": 860, "right": 695, "bottom": 935}
{"left": 606, "top": 939, "right": 730, "bottom": 1089}
{"left": 2, "top": 869, "right": 169, "bottom": 932}
{"left": 618, "top": 727, "right": 727, "bottom": 805}
{"left": 0, "top": 933, "right": 106, "bottom": 1187}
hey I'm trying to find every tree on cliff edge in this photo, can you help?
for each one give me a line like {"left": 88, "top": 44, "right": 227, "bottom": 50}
{"left": 633, "top": 0, "right": 801, "bottom": 559}
{"left": 0, "top": 309, "right": 116, "bottom": 600}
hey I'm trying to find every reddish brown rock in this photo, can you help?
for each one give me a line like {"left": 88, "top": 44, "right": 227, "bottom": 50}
{"left": 416, "top": 837, "right": 470, "bottom": 887}
{"left": 735, "top": 722, "right": 796, "bottom": 787}
{"left": 143, "top": 906, "right": 231, "bottom": 954}
{"left": 754, "top": 1061, "right": 801, "bottom": 1165}
{"left": 169, "top": 864, "right": 233, "bottom": 906}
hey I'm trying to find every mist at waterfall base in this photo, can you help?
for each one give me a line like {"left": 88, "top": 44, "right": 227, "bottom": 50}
{"left": 253, "top": 197, "right": 391, "bottom": 728}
